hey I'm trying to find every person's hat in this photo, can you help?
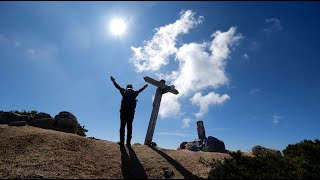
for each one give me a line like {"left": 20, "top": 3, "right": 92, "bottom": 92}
{"left": 126, "top": 84, "right": 133, "bottom": 89}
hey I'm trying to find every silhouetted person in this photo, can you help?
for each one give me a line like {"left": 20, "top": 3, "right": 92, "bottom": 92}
{"left": 110, "top": 76, "right": 148, "bottom": 146}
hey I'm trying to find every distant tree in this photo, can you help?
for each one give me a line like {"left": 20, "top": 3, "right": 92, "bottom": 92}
{"left": 76, "top": 124, "right": 88, "bottom": 137}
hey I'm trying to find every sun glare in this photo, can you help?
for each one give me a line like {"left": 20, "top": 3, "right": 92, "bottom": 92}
{"left": 109, "top": 18, "right": 127, "bottom": 36}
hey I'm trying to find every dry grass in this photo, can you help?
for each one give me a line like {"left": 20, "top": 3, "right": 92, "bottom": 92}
{"left": 0, "top": 125, "right": 230, "bottom": 179}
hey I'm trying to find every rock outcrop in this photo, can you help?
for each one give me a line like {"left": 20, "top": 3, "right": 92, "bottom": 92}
{"left": 29, "top": 118, "right": 56, "bottom": 130}
{"left": 203, "top": 136, "right": 227, "bottom": 153}
{"left": 0, "top": 112, "right": 30, "bottom": 124}
{"left": 0, "top": 111, "right": 80, "bottom": 135}
{"left": 54, "top": 111, "right": 79, "bottom": 133}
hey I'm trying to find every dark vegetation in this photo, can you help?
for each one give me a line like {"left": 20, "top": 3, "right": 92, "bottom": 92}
{"left": 209, "top": 139, "right": 320, "bottom": 179}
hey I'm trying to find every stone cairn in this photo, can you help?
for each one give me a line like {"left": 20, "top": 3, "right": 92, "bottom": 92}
{"left": 178, "top": 121, "right": 228, "bottom": 153}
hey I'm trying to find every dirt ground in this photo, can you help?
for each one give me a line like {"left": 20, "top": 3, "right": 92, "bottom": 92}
{"left": 0, "top": 125, "right": 230, "bottom": 179}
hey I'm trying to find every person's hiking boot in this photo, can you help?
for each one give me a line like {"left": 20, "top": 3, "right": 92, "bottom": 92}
{"left": 117, "top": 141, "right": 124, "bottom": 146}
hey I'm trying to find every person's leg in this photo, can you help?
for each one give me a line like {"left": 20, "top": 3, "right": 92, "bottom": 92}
{"left": 126, "top": 112, "right": 135, "bottom": 145}
{"left": 119, "top": 113, "right": 126, "bottom": 145}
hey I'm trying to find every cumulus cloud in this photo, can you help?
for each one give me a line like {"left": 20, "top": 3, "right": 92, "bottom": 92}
{"left": 191, "top": 92, "right": 230, "bottom": 118}
{"left": 182, "top": 118, "right": 192, "bottom": 128}
{"left": 272, "top": 115, "right": 283, "bottom": 125}
{"left": 264, "top": 18, "right": 283, "bottom": 33}
{"left": 173, "top": 27, "right": 242, "bottom": 96}
{"left": 158, "top": 94, "right": 181, "bottom": 118}
{"left": 130, "top": 10, "right": 204, "bottom": 72}
{"left": 131, "top": 10, "right": 242, "bottom": 120}
{"left": 162, "top": 27, "right": 241, "bottom": 118}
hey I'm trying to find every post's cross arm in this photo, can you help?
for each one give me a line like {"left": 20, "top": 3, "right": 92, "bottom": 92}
{"left": 144, "top": 76, "right": 179, "bottom": 94}
{"left": 163, "top": 85, "right": 179, "bottom": 95}
{"left": 143, "top": 76, "right": 166, "bottom": 89}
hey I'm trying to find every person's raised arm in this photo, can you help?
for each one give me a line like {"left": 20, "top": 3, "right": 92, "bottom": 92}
{"left": 136, "top": 84, "right": 148, "bottom": 95}
{"left": 110, "top": 76, "right": 124, "bottom": 92}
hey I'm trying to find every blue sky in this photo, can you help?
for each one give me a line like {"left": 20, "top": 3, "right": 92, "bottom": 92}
{"left": 1, "top": 1, "right": 320, "bottom": 152}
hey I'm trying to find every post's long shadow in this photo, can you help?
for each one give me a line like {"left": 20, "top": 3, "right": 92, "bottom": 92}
{"left": 148, "top": 145, "right": 202, "bottom": 179}
{"left": 120, "top": 145, "right": 148, "bottom": 179}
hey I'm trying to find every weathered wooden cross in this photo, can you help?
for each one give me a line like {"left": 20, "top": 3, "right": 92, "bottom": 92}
{"left": 143, "top": 76, "right": 179, "bottom": 145}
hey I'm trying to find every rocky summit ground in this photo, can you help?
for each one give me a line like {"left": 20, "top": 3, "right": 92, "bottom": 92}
{"left": 0, "top": 125, "right": 230, "bottom": 179}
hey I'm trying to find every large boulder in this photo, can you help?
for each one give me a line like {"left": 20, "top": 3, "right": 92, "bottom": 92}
{"left": 54, "top": 111, "right": 79, "bottom": 133}
{"left": 34, "top": 112, "right": 52, "bottom": 119}
{"left": 185, "top": 139, "right": 201, "bottom": 152}
{"left": 203, "top": 136, "right": 226, "bottom": 153}
{"left": 251, "top": 145, "right": 282, "bottom": 157}
{"left": 29, "top": 118, "right": 56, "bottom": 130}
{"left": 179, "top": 141, "right": 188, "bottom": 150}
{"left": 0, "top": 112, "right": 31, "bottom": 124}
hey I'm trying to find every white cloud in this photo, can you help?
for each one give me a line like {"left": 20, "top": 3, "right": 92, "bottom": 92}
{"left": 241, "top": 53, "right": 249, "bottom": 60}
{"left": 27, "top": 49, "right": 36, "bottom": 56}
{"left": 0, "top": 34, "right": 21, "bottom": 48}
{"left": 249, "top": 41, "right": 260, "bottom": 51}
{"left": 182, "top": 118, "right": 192, "bottom": 128}
{"left": 131, "top": 10, "right": 204, "bottom": 72}
{"left": 272, "top": 115, "right": 283, "bottom": 125}
{"left": 26, "top": 44, "right": 58, "bottom": 65}
{"left": 131, "top": 10, "right": 242, "bottom": 120}
{"left": 158, "top": 94, "right": 181, "bottom": 119}
{"left": 249, "top": 88, "right": 261, "bottom": 95}
{"left": 264, "top": 18, "right": 283, "bottom": 33}
{"left": 173, "top": 27, "right": 242, "bottom": 96}
{"left": 206, "top": 127, "right": 230, "bottom": 132}
{"left": 161, "top": 27, "right": 241, "bottom": 118}
{"left": 157, "top": 132, "right": 193, "bottom": 137}
{"left": 190, "top": 92, "right": 230, "bottom": 118}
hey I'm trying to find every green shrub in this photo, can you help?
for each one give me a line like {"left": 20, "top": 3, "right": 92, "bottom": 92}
{"left": 76, "top": 124, "right": 88, "bottom": 137}
{"left": 208, "top": 139, "right": 320, "bottom": 179}
{"left": 11, "top": 110, "right": 38, "bottom": 118}
{"left": 283, "top": 139, "right": 320, "bottom": 178}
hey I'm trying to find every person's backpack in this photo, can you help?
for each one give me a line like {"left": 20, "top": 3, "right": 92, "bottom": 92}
{"left": 121, "top": 89, "right": 137, "bottom": 112}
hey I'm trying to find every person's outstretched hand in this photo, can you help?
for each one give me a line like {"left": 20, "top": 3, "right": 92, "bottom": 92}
{"left": 110, "top": 76, "right": 115, "bottom": 82}
{"left": 144, "top": 84, "right": 148, "bottom": 89}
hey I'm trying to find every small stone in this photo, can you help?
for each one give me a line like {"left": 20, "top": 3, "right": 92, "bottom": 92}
{"left": 163, "top": 168, "right": 174, "bottom": 178}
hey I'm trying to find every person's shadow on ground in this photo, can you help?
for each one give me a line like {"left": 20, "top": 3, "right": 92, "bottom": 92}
{"left": 148, "top": 145, "right": 201, "bottom": 179}
{"left": 120, "top": 145, "right": 148, "bottom": 179}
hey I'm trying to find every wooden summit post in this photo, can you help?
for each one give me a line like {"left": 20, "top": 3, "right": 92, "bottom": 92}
{"left": 144, "top": 76, "right": 179, "bottom": 145}
{"left": 197, "top": 121, "right": 206, "bottom": 144}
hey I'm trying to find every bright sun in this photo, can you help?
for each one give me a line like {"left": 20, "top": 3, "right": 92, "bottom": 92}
{"left": 109, "top": 18, "right": 127, "bottom": 36}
